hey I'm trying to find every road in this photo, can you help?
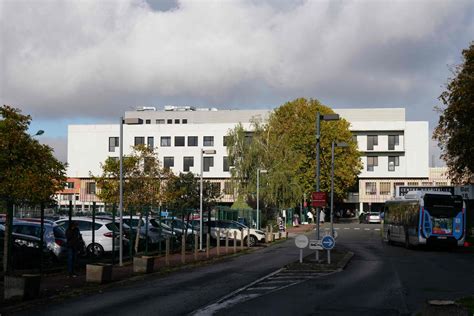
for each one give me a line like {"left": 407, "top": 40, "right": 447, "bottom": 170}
{"left": 12, "top": 223, "right": 474, "bottom": 315}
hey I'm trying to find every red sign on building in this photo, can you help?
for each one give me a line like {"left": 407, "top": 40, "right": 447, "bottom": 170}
{"left": 311, "top": 192, "right": 327, "bottom": 207}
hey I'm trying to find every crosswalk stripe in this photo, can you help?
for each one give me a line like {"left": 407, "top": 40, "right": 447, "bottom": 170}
{"left": 364, "top": 228, "right": 370, "bottom": 230}
{"left": 344, "top": 228, "right": 350, "bottom": 230}
{"left": 374, "top": 228, "right": 380, "bottom": 231}
{"left": 354, "top": 228, "right": 360, "bottom": 230}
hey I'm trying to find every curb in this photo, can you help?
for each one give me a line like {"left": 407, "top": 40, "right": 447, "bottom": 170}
{"left": 336, "top": 251, "right": 354, "bottom": 271}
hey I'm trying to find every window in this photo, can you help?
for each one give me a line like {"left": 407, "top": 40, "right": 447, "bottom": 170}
{"left": 156, "top": 119, "right": 165, "bottom": 124}
{"left": 422, "top": 182, "right": 432, "bottom": 186}
{"left": 224, "top": 181, "right": 234, "bottom": 195}
{"left": 175, "top": 136, "right": 185, "bottom": 147}
{"left": 223, "top": 136, "right": 231, "bottom": 147}
{"left": 393, "top": 182, "right": 405, "bottom": 192}
{"left": 163, "top": 157, "right": 174, "bottom": 169}
{"left": 175, "top": 119, "right": 180, "bottom": 124}
{"left": 183, "top": 157, "right": 194, "bottom": 172}
{"left": 203, "top": 156, "right": 214, "bottom": 172}
{"left": 167, "top": 119, "right": 172, "bottom": 124}
{"left": 108, "top": 137, "right": 119, "bottom": 152}
{"left": 367, "top": 156, "right": 378, "bottom": 171}
{"left": 367, "top": 135, "right": 378, "bottom": 150}
{"left": 146, "top": 119, "right": 151, "bottom": 124}
{"left": 188, "top": 136, "right": 198, "bottom": 147}
{"left": 380, "top": 182, "right": 391, "bottom": 195}
{"left": 223, "top": 156, "right": 231, "bottom": 172}
{"left": 161, "top": 136, "right": 171, "bottom": 147}
{"left": 436, "top": 182, "right": 448, "bottom": 186}
{"left": 66, "top": 182, "right": 74, "bottom": 189}
{"left": 86, "top": 182, "right": 96, "bottom": 194}
{"left": 147, "top": 137, "right": 154, "bottom": 149}
{"left": 134, "top": 137, "right": 145, "bottom": 146}
{"left": 388, "top": 135, "right": 399, "bottom": 150}
{"left": 388, "top": 156, "right": 399, "bottom": 171}
{"left": 182, "top": 119, "right": 188, "bottom": 124}
{"left": 352, "top": 135, "right": 358, "bottom": 144}
{"left": 365, "top": 182, "right": 376, "bottom": 195}
{"left": 407, "top": 182, "right": 419, "bottom": 186}
{"left": 203, "top": 136, "right": 214, "bottom": 146}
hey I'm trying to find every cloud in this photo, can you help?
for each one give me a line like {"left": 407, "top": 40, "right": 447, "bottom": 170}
{"left": 39, "top": 136, "right": 68, "bottom": 163}
{"left": 1, "top": 0, "right": 473, "bottom": 124}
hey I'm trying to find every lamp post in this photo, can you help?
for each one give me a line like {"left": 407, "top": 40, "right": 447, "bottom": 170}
{"left": 119, "top": 117, "right": 142, "bottom": 266}
{"left": 330, "top": 141, "right": 348, "bottom": 237}
{"left": 200, "top": 149, "right": 216, "bottom": 251}
{"left": 315, "top": 112, "right": 339, "bottom": 261}
{"left": 256, "top": 169, "right": 267, "bottom": 230}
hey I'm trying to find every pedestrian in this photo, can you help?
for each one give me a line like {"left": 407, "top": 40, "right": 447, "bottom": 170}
{"left": 66, "top": 221, "right": 82, "bottom": 277}
{"left": 320, "top": 209, "right": 325, "bottom": 223}
{"left": 306, "top": 210, "right": 313, "bottom": 224}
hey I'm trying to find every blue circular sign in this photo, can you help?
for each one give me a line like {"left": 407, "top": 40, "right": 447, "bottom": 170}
{"left": 321, "top": 235, "right": 335, "bottom": 250}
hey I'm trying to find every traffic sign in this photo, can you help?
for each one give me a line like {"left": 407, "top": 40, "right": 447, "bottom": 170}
{"left": 311, "top": 192, "right": 327, "bottom": 207}
{"left": 321, "top": 235, "right": 335, "bottom": 250}
{"left": 295, "top": 235, "right": 309, "bottom": 249}
{"left": 309, "top": 239, "right": 323, "bottom": 250}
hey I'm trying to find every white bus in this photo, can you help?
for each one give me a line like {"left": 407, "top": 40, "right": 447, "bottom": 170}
{"left": 383, "top": 191, "right": 465, "bottom": 248}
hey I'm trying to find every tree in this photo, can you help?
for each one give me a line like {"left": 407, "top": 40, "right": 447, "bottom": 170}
{"left": 434, "top": 42, "right": 474, "bottom": 184}
{"left": 0, "top": 105, "right": 67, "bottom": 273}
{"left": 93, "top": 145, "right": 168, "bottom": 211}
{"left": 227, "top": 98, "right": 361, "bottom": 213}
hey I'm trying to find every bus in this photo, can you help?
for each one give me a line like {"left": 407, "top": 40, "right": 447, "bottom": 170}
{"left": 383, "top": 191, "right": 465, "bottom": 248}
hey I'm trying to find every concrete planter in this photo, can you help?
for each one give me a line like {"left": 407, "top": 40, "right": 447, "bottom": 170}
{"left": 133, "top": 256, "right": 155, "bottom": 274}
{"left": 86, "top": 263, "right": 113, "bottom": 284}
{"left": 4, "top": 274, "right": 41, "bottom": 301}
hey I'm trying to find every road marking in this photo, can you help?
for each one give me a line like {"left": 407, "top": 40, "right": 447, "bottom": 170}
{"left": 334, "top": 228, "right": 340, "bottom": 230}
{"left": 246, "top": 286, "right": 278, "bottom": 291}
{"left": 374, "top": 228, "right": 380, "bottom": 231}
{"left": 354, "top": 228, "right": 360, "bottom": 230}
{"left": 344, "top": 228, "right": 350, "bottom": 230}
{"left": 364, "top": 228, "right": 370, "bottom": 231}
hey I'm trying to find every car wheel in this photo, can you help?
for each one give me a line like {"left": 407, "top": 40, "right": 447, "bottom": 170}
{"left": 245, "top": 235, "right": 257, "bottom": 247}
{"left": 86, "top": 243, "right": 104, "bottom": 258}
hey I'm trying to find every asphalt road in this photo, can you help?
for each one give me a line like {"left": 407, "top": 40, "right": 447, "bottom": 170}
{"left": 11, "top": 223, "right": 474, "bottom": 316}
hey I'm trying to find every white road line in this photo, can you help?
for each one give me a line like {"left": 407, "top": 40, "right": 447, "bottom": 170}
{"left": 364, "top": 228, "right": 370, "bottom": 231}
{"left": 246, "top": 286, "right": 278, "bottom": 291}
{"left": 354, "top": 228, "right": 360, "bottom": 230}
{"left": 334, "top": 228, "right": 340, "bottom": 230}
{"left": 374, "top": 228, "right": 380, "bottom": 231}
{"left": 344, "top": 228, "right": 350, "bottom": 230}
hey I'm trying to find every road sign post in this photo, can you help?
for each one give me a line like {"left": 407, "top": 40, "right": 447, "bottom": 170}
{"left": 321, "top": 235, "right": 335, "bottom": 264}
{"left": 295, "top": 235, "right": 309, "bottom": 263}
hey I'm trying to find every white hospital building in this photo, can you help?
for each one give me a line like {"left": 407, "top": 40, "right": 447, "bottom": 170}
{"left": 61, "top": 106, "right": 438, "bottom": 214}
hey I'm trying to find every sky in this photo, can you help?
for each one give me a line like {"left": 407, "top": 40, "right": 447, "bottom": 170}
{"left": 1, "top": 0, "right": 473, "bottom": 164}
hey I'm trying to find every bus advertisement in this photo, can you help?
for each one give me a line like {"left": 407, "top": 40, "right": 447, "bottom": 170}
{"left": 383, "top": 191, "right": 465, "bottom": 248}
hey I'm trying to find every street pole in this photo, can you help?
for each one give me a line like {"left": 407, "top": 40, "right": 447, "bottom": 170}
{"left": 330, "top": 141, "right": 335, "bottom": 238}
{"left": 315, "top": 111, "right": 321, "bottom": 261}
{"left": 199, "top": 149, "right": 204, "bottom": 251}
{"left": 119, "top": 116, "right": 124, "bottom": 266}
{"left": 256, "top": 168, "right": 259, "bottom": 230}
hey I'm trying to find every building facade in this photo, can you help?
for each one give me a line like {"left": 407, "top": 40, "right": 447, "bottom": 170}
{"left": 62, "top": 106, "right": 431, "bottom": 213}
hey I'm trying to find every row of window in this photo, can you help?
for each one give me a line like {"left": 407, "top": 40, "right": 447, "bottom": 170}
{"left": 109, "top": 136, "right": 232, "bottom": 152}
{"left": 365, "top": 135, "right": 400, "bottom": 150}
{"left": 365, "top": 181, "right": 449, "bottom": 195}
{"left": 366, "top": 156, "right": 400, "bottom": 171}
{"left": 144, "top": 118, "right": 188, "bottom": 125}
{"left": 163, "top": 156, "right": 231, "bottom": 172}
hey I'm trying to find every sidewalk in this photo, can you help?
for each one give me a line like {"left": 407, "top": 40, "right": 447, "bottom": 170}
{"left": 1, "top": 235, "right": 290, "bottom": 312}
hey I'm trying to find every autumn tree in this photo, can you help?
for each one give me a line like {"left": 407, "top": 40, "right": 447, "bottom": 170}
{"left": 227, "top": 98, "right": 361, "bottom": 212}
{"left": 0, "top": 105, "right": 66, "bottom": 273}
{"left": 434, "top": 42, "right": 474, "bottom": 184}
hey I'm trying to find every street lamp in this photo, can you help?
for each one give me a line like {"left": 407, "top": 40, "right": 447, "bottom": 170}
{"left": 200, "top": 149, "right": 216, "bottom": 251}
{"left": 315, "top": 112, "right": 340, "bottom": 260}
{"left": 330, "top": 141, "right": 349, "bottom": 237}
{"left": 256, "top": 169, "right": 267, "bottom": 230}
{"left": 32, "top": 130, "right": 44, "bottom": 137}
{"left": 119, "top": 117, "right": 142, "bottom": 266}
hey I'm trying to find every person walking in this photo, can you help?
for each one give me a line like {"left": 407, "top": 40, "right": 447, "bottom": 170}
{"left": 306, "top": 210, "right": 314, "bottom": 224}
{"left": 66, "top": 221, "right": 82, "bottom": 277}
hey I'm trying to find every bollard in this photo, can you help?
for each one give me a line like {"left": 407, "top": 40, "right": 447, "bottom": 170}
{"left": 247, "top": 228, "right": 251, "bottom": 248}
{"left": 165, "top": 238, "right": 170, "bottom": 266}
{"left": 270, "top": 225, "right": 274, "bottom": 242}
{"left": 181, "top": 234, "right": 186, "bottom": 264}
{"left": 216, "top": 230, "right": 220, "bottom": 256}
{"left": 278, "top": 231, "right": 282, "bottom": 240}
{"left": 194, "top": 233, "right": 198, "bottom": 261}
{"left": 206, "top": 234, "right": 210, "bottom": 259}
{"left": 266, "top": 226, "right": 270, "bottom": 243}
{"left": 240, "top": 230, "right": 244, "bottom": 251}
{"left": 286, "top": 231, "right": 288, "bottom": 239}
{"left": 233, "top": 231, "right": 237, "bottom": 253}
{"left": 225, "top": 231, "right": 229, "bottom": 254}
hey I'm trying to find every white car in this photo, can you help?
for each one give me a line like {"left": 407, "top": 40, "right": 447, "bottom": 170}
{"left": 203, "top": 220, "right": 266, "bottom": 247}
{"left": 55, "top": 217, "right": 125, "bottom": 257}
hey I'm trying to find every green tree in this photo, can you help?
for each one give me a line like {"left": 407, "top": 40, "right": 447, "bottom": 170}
{"left": 434, "top": 42, "right": 474, "bottom": 184}
{"left": 227, "top": 98, "right": 362, "bottom": 212}
{"left": 93, "top": 145, "right": 167, "bottom": 211}
{"left": 0, "top": 105, "right": 66, "bottom": 273}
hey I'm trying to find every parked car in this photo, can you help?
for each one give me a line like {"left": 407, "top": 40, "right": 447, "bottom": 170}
{"left": 203, "top": 220, "right": 266, "bottom": 247}
{"left": 362, "top": 212, "right": 381, "bottom": 224}
{"left": 55, "top": 217, "right": 126, "bottom": 258}
{"left": 8, "top": 220, "right": 68, "bottom": 261}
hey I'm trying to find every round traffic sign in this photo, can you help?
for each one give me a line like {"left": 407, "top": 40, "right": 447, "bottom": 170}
{"left": 321, "top": 235, "right": 335, "bottom": 250}
{"left": 295, "top": 234, "right": 309, "bottom": 249}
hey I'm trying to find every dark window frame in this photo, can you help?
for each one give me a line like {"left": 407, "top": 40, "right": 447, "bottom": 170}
{"left": 174, "top": 136, "right": 185, "bottom": 147}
